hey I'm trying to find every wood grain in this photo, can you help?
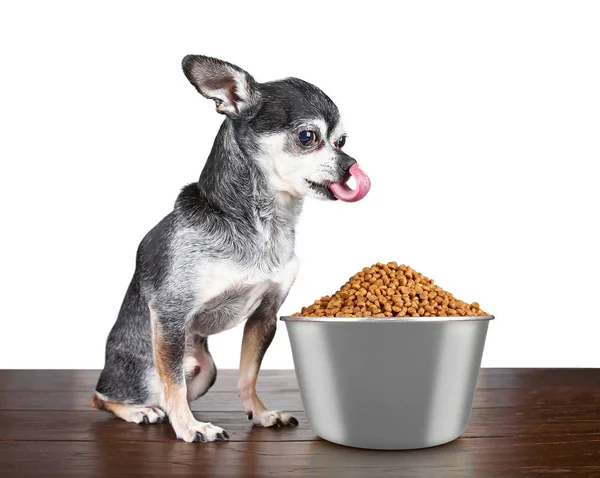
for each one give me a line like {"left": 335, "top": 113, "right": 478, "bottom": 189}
{"left": 1, "top": 437, "right": 599, "bottom": 478}
{"left": 2, "top": 387, "right": 600, "bottom": 412}
{"left": 2, "top": 368, "right": 598, "bottom": 391}
{"left": 1, "top": 405, "right": 599, "bottom": 442}
{"left": 0, "top": 369, "right": 598, "bottom": 477}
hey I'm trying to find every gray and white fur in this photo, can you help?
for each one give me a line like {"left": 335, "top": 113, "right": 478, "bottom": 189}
{"left": 91, "top": 55, "right": 358, "bottom": 443}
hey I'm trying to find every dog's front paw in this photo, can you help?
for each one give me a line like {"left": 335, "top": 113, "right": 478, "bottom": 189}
{"left": 246, "top": 409, "right": 298, "bottom": 428}
{"left": 175, "top": 420, "right": 230, "bottom": 443}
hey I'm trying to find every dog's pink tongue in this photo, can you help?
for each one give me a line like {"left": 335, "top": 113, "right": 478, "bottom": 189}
{"left": 329, "top": 164, "right": 371, "bottom": 202}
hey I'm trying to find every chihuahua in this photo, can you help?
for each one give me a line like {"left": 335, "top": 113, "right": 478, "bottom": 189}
{"left": 91, "top": 55, "right": 365, "bottom": 443}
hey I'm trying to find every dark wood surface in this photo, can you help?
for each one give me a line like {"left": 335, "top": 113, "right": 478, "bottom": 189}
{"left": 0, "top": 370, "right": 598, "bottom": 477}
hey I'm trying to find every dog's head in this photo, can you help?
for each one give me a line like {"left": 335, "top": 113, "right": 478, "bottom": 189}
{"left": 182, "top": 54, "right": 360, "bottom": 201}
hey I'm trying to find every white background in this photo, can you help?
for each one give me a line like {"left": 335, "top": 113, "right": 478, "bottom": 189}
{"left": 1, "top": 1, "right": 599, "bottom": 369}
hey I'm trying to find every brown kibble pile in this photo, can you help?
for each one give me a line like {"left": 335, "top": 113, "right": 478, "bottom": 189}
{"left": 292, "top": 262, "right": 488, "bottom": 318}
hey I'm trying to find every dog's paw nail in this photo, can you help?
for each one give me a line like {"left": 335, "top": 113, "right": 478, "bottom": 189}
{"left": 216, "top": 433, "right": 224, "bottom": 440}
{"left": 142, "top": 415, "right": 149, "bottom": 425}
{"left": 276, "top": 418, "right": 283, "bottom": 427}
{"left": 289, "top": 417, "right": 299, "bottom": 426}
{"left": 223, "top": 430, "right": 230, "bottom": 439}
{"left": 195, "top": 432, "right": 206, "bottom": 442}
{"left": 247, "top": 411, "right": 253, "bottom": 420}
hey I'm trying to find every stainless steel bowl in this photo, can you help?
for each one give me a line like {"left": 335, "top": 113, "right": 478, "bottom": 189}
{"left": 281, "top": 315, "right": 493, "bottom": 450}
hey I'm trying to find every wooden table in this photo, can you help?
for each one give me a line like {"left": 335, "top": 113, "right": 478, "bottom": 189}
{"left": 0, "top": 369, "right": 598, "bottom": 477}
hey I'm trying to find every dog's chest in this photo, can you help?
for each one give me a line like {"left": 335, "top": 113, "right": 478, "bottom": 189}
{"left": 189, "top": 256, "right": 299, "bottom": 336}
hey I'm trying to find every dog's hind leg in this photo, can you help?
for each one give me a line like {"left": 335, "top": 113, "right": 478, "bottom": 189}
{"left": 92, "top": 276, "right": 167, "bottom": 423}
{"left": 92, "top": 353, "right": 167, "bottom": 424}
{"left": 185, "top": 335, "right": 217, "bottom": 402}
{"left": 90, "top": 393, "right": 166, "bottom": 424}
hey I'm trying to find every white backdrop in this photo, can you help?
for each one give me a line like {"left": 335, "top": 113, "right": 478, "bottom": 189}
{"left": 1, "top": 1, "right": 599, "bottom": 369}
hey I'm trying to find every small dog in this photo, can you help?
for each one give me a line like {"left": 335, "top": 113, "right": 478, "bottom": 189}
{"left": 91, "top": 55, "right": 360, "bottom": 443}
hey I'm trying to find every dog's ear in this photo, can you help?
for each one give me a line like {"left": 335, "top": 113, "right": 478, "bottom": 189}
{"left": 182, "top": 55, "right": 261, "bottom": 119}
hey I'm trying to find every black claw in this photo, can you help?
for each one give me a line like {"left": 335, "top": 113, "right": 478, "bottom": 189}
{"left": 276, "top": 418, "right": 283, "bottom": 427}
{"left": 142, "top": 415, "right": 149, "bottom": 425}
{"left": 216, "top": 433, "right": 224, "bottom": 440}
{"left": 289, "top": 417, "right": 299, "bottom": 426}
{"left": 247, "top": 411, "right": 253, "bottom": 420}
{"left": 223, "top": 430, "right": 230, "bottom": 439}
{"left": 195, "top": 432, "right": 206, "bottom": 442}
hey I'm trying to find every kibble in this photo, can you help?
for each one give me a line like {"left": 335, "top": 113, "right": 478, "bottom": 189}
{"left": 292, "top": 262, "right": 488, "bottom": 318}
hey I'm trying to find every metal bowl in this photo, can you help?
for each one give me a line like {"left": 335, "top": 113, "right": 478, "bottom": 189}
{"left": 281, "top": 315, "right": 494, "bottom": 450}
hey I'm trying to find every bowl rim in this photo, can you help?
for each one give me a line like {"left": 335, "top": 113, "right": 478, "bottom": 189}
{"left": 280, "top": 315, "right": 494, "bottom": 323}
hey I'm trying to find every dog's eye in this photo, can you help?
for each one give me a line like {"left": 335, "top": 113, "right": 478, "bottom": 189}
{"left": 336, "top": 136, "right": 346, "bottom": 149}
{"left": 298, "top": 130, "right": 317, "bottom": 146}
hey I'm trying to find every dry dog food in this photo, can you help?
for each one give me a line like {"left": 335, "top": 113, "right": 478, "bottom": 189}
{"left": 292, "top": 262, "right": 488, "bottom": 318}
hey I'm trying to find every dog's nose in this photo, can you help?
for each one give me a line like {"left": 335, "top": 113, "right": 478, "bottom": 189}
{"left": 338, "top": 153, "right": 357, "bottom": 173}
